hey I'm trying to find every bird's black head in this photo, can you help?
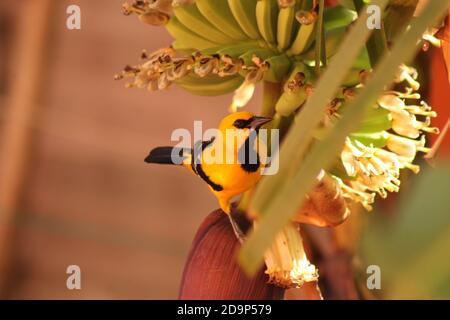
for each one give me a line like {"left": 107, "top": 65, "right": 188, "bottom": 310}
{"left": 232, "top": 116, "right": 272, "bottom": 130}
{"left": 218, "top": 112, "right": 272, "bottom": 135}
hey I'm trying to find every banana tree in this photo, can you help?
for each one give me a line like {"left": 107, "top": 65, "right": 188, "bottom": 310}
{"left": 116, "top": 0, "right": 449, "bottom": 299}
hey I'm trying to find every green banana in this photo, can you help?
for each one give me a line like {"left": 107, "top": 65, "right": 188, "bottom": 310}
{"left": 196, "top": 0, "right": 248, "bottom": 41}
{"left": 287, "top": 12, "right": 317, "bottom": 56}
{"left": 264, "top": 54, "right": 292, "bottom": 83}
{"left": 173, "top": 4, "right": 235, "bottom": 44}
{"left": 255, "top": 0, "right": 279, "bottom": 45}
{"left": 171, "top": 41, "right": 196, "bottom": 54}
{"left": 349, "top": 131, "right": 389, "bottom": 148}
{"left": 355, "top": 108, "right": 393, "bottom": 133}
{"left": 288, "top": 6, "right": 355, "bottom": 59}
{"left": 228, "top": 0, "right": 261, "bottom": 40}
{"left": 176, "top": 74, "right": 244, "bottom": 96}
{"left": 275, "top": 63, "right": 310, "bottom": 116}
{"left": 216, "top": 42, "right": 262, "bottom": 57}
{"left": 198, "top": 45, "right": 232, "bottom": 56}
{"left": 277, "top": 2, "right": 299, "bottom": 50}
{"left": 166, "top": 16, "right": 219, "bottom": 50}
{"left": 289, "top": 6, "right": 355, "bottom": 60}
{"left": 276, "top": 85, "right": 308, "bottom": 116}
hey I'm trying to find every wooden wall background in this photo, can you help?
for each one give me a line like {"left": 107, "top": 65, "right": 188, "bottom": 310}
{"left": 0, "top": 0, "right": 261, "bottom": 299}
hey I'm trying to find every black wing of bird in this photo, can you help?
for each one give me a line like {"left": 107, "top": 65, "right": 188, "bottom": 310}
{"left": 191, "top": 137, "right": 223, "bottom": 192}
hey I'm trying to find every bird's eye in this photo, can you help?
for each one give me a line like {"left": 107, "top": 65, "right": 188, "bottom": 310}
{"left": 233, "top": 118, "right": 251, "bottom": 129}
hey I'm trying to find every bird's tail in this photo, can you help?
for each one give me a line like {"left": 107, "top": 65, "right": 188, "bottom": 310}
{"left": 144, "top": 146, "right": 190, "bottom": 165}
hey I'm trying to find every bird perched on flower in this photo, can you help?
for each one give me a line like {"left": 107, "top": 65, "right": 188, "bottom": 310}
{"left": 144, "top": 111, "right": 271, "bottom": 234}
{"left": 119, "top": 0, "right": 444, "bottom": 289}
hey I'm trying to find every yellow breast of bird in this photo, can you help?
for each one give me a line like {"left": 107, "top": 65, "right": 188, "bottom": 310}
{"left": 182, "top": 133, "right": 265, "bottom": 200}
{"left": 202, "top": 161, "right": 262, "bottom": 196}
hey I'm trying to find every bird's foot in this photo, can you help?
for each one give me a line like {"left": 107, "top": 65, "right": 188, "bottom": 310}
{"left": 227, "top": 213, "right": 246, "bottom": 244}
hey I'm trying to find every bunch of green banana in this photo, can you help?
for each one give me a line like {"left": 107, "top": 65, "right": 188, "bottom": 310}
{"left": 123, "top": 0, "right": 361, "bottom": 98}
{"left": 255, "top": 0, "right": 279, "bottom": 45}
{"left": 286, "top": 0, "right": 316, "bottom": 55}
{"left": 276, "top": 0, "right": 302, "bottom": 50}
{"left": 196, "top": 0, "right": 248, "bottom": 40}
{"left": 173, "top": 3, "right": 235, "bottom": 44}
{"left": 175, "top": 74, "right": 244, "bottom": 96}
{"left": 228, "top": 0, "right": 261, "bottom": 39}
{"left": 275, "top": 62, "right": 311, "bottom": 116}
{"left": 166, "top": 16, "right": 220, "bottom": 50}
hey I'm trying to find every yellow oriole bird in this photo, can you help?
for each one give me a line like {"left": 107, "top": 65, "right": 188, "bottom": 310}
{"left": 145, "top": 112, "right": 271, "bottom": 235}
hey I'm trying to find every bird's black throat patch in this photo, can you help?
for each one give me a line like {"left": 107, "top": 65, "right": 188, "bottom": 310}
{"left": 238, "top": 133, "right": 260, "bottom": 173}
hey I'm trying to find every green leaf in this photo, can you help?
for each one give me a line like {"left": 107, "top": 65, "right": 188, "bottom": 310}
{"left": 338, "top": 0, "right": 356, "bottom": 9}
{"left": 353, "top": 0, "right": 388, "bottom": 67}
{"left": 350, "top": 131, "right": 389, "bottom": 148}
{"left": 323, "top": 5, "right": 357, "bottom": 31}
{"left": 239, "top": 0, "right": 449, "bottom": 275}
{"left": 384, "top": 0, "right": 419, "bottom": 42}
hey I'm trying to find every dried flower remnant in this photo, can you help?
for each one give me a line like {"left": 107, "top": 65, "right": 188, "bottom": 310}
{"left": 230, "top": 57, "right": 268, "bottom": 112}
{"left": 278, "top": 0, "right": 296, "bottom": 9}
{"left": 115, "top": 47, "right": 272, "bottom": 99}
{"left": 123, "top": 0, "right": 172, "bottom": 25}
{"left": 254, "top": 170, "right": 349, "bottom": 288}
{"left": 263, "top": 223, "right": 318, "bottom": 288}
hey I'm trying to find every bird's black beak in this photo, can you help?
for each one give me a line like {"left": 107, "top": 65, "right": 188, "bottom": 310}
{"left": 249, "top": 116, "right": 272, "bottom": 129}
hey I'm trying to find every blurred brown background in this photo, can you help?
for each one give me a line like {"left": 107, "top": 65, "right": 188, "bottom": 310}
{"left": 0, "top": 0, "right": 261, "bottom": 299}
